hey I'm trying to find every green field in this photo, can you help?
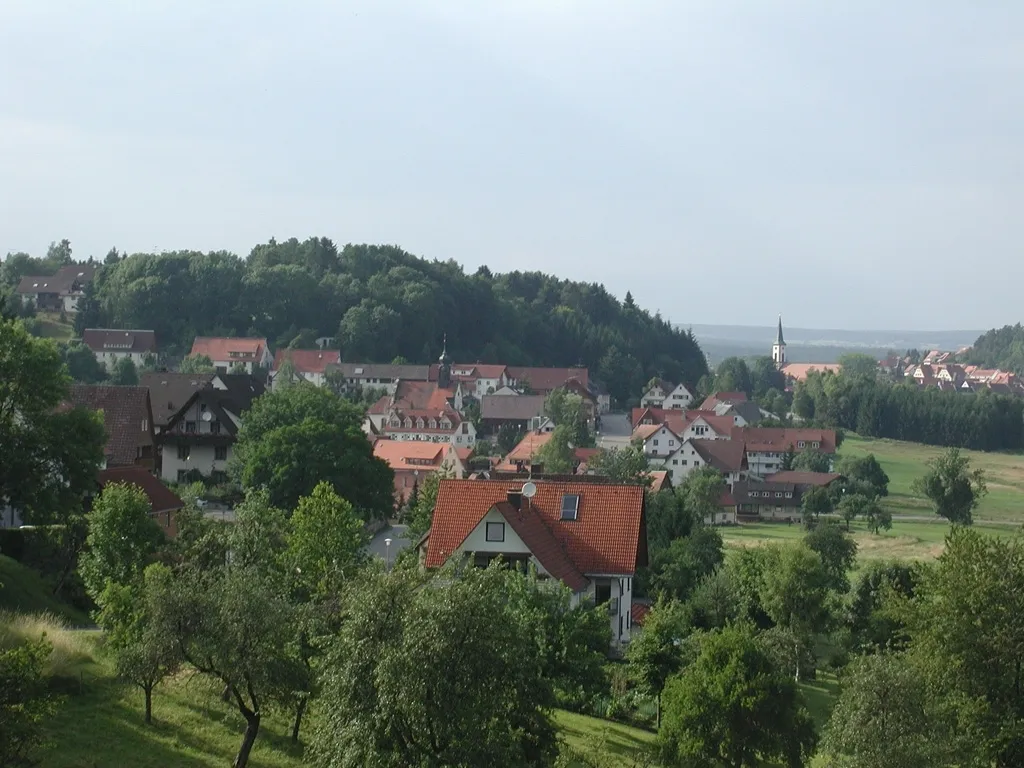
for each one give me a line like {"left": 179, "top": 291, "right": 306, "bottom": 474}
{"left": 840, "top": 433, "right": 1024, "bottom": 523}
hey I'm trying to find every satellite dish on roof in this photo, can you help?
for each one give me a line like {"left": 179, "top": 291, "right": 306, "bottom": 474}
{"left": 201, "top": 411, "right": 213, "bottom": 422}
{"left": 521, "top": 481, "right": 537, "bottom": 499}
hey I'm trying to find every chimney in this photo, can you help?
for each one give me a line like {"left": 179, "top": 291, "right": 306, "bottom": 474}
{"left": 506, "top": 491, "right": 522, "bottom": 510}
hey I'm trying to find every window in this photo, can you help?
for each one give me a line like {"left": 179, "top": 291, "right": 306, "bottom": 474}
{"left": 680, "top": 459, "right": 687, "bottom": 466}
{"left": 798, "top": 441, "right": 806, "bottom": 448}
{"left": 485, "top": 522, "right": 505, "bottom": 542}
{"left": 785, "top": 492, "right": 793, "bottom": 499}
{"left": 653, "top": 439, "right": 659, "bottom": 446}
{"left": 812, "top": 441, "right": 820, "bottom": 449}
{"left": 177, "top": 470, "right": 188, "bottom": 482}
{"left": 211, "top": 470, "right": 227, "bottom": 484}
{"left": 141, "top": 419, "right": 148, "bottom": 432}
{"left": 560, "top": 494, "right": 580, "bottom": 521}
{"left": 594, "top": 583, "right": 611, "bottom": 605}
{"left": 775, "top": 492, "right": 783, "bottom": 498}
{"left": 672, "top": 459, "right": 678, "bottom": 465}
{"left": 215, "top": 446, "right": 227, "bottom": 461}
{"left": 210, "top": 421, "right": 221, "bottom": 435}
{"left": 669, "top": 440, "right": 675, "bottom": 446}
{"left": 177, "top": 444, "right": 190, "bottom": 461}
{"left": 185, "top": 421, "right": 197, "bottom": 433}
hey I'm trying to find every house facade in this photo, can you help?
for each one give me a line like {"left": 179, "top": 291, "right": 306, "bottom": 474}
{"left": 190, "top": 337, "right": 272, "bottom": 374}
{"left": 157, "top": 374, "right": 265, "bottom": 483}
{"left": 735, "top": 427, "right": 837, "bottom": 476}
{"left": 16, "top": 263, "right": 96, "bottom": 312}
{"left": 420, "top": 479, "right": 647, "bottom": 649}
{"left": 82, "top": 328, "right": 157, "bottom": 371}
{"left": 269, "top": 348, "right": 341, "bottom": 389}
{"left": 373, "top": 439, "right": 468, "bottom": 502}
{"left": 656, "top": 438, "right": 748, "bottom": 491}
{"left": 640, "top": 379, "right": 694, "bottom": 410}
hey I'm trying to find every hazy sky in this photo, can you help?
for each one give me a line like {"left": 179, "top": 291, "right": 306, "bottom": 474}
{"left": 2, "top": 1, "right": 1022, "bottom": 330}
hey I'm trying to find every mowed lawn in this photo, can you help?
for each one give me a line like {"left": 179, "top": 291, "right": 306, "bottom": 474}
{"left": 839, "top": 433, "right": 1024, "bottom": 524}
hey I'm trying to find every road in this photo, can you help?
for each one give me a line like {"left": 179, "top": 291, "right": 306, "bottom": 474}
{"left": 367, "top": 523, "right": 413, "bottom": 565}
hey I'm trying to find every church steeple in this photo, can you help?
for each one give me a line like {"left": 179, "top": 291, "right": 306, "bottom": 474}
{"left": 772, "top": 315, "right": 787, "bottom": 368}
{"left": 437, "top": 334, "right": 451, "bottom": 389}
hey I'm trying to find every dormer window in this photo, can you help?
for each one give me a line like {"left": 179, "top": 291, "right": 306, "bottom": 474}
{"left": 429, "top": 419, "right": 437, "bottom": 429}
{"left": 560, "top": 494, "right": 580, "bottom": 521}
{"left": 404, "top": 418, "right": 413, "bottom": 429}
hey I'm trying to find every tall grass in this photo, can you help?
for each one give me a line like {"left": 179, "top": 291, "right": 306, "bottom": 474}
{"left": 0, "top": 610, "right": 93, "bottom": 679}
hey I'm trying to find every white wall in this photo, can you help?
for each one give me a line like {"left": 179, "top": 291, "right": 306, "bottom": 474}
{"left": 642, "top": 425, "right": 679, "bottom": 458}
{"left": 460, "top": 508, "right": 535, "bottom": 558}
{"left": 160, "top": 443, "right": 233, "bottom": 482}
{"left": 93, "top": 349, "right": 149, "bottom": 371}
{"left": 664, "top": 385, "right": 693, "bottom": 409}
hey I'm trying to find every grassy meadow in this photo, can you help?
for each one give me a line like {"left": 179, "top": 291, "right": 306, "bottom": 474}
{"left": 840, "top": 433, "right": 1024, "bottom": 523}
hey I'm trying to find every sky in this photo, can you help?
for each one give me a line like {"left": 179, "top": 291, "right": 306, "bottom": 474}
{"left": 2, "top": 1, "right": 1022, "bottom": 331}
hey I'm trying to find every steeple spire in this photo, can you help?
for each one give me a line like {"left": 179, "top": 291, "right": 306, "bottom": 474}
{"left": 775, "top": 315, "right": 785, "bottom": 346}
{"left": 772, "top": 315, "right": 787, "bottom": 368}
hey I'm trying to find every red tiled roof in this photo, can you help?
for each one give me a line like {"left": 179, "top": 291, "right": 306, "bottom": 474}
{"left": 427, "top": 478, "right": 646, "bottom": 577}
{"left": 67, "top": 385, "right": 152, "bottom": 466}
{"left": 734, "top": 427, "right": 837, "bottom": 454}
{"left": 766, "top": 471, "right": 841, "bottom": 486}
{"left": 495, "top": 431, "right": 553, "bottom": 470}
{"left": 82, "top": 329, "right": 157, "bottom": 354}
{"left": 272, "top": 348, "right": 340, "bottom": 374}
{"left": 630, "top": 602, "right": 652, "bottom": 627}
{"left": 373, "top": 440, "right": 447, "bottom": 471}
{"left": 191, "top": 337, "right": 268, "bottom": 363}
{"left": 780, "top": 363, "right": 843, "bottom": 382}
{"left": 505, "top": 366, "right": 590, "bottom": 393}
{"left": 493, "top": 501, "right": 588, "bottom": 591}
{"left": 648, "top": 471, "right": 669, "bottom": 492}
{"left": 684, "top": 411, "right": 737, "bottom": 436}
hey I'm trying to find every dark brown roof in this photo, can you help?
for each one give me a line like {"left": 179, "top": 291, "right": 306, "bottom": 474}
{"left": 16, "top": 263, "right": 96, "bottom": 295}
{"left": 732, "top": 480, "right": 802, "bottom": 507}
{"left": 82, "top": 328, "right": 157, "bottom": 354}
{"left": 98, "top": 467, "right": 183, "bottom": 514}
{"left": 505, "top": 366, "right": 590, "bottom": 393}
{"left": 690, "top": 438, "right": 748, "bottom": 472}
{"left": 480, "top": 394, "right": 547, "bottom": 421}
{"left": 140, "top": 372, "right": 215, "bottom": 427}
{"left": 765, "top": 471, "right": 841, "bottom": 487}
{"left": 67, "top": 385, "right": 152, "bottom": 466}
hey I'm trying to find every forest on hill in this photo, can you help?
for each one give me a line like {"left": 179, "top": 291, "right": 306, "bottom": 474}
{"left": 1, "top": 238, "right": 708, "bottom": 406}
{"left": 963, "top": 323, "right": 1024, "bottom": 374}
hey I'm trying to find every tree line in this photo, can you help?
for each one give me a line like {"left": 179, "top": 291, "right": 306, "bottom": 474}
{"left": 963, "top": 322, "right": 1024, "bottom": 374}
{"left": 793, "top": 368, "right": 1024, "bottom": 451}
{"left": 1, "top": 237, "right": 711, "bottom": 406}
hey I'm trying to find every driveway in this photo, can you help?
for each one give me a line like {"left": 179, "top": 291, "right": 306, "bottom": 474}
{"left": 597, "top": 412, "right": 633, "bottom": 450}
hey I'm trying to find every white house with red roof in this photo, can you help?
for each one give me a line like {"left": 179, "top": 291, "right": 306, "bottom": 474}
{"left": 420, "top": 478, "right": 648, "bottom": 648}
{"left": 366, "top": 380, "right": 475, "bottom": 447}
{"left": 734, "top": 427, "right": 837, "bottom": 476}
{"left": 269, "top": 348, "right": 341, "bottom": 389}
{"left": 190, "top": 337, "right": 272, "bottom": 374}
{"left": 656, "top": 437, "right": 748, "bottom": 491}
{"left": 373, "top": 440, "right": 468, "bottom": 502}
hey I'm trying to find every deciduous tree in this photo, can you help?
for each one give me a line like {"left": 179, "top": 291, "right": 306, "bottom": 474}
{"left": 232, "top": 384, "right": 393, "bottom": 519}
{"left": 804, "top": 522, "right": 857, "bottom": 593}
{"left": 911, "top": 447, "right": 988, "bottom": 525}
{"left": 627, "top": 600, "right": 691, "bottom": 727}
{"left": 310, "top": 565, "right": 560, "bottom": 768}
{"left": 0, "top": 636, "right": 61, "bottom": 767}
{"left": 659, "top": 623, "right": 816, "bottom": 767}
{"left": 109, "top": 356, "right": 139, "bottom": 385}
{"left": 178, "top": 353, "right": 215, "bottom": 373}
{"left": 79, "top": 482, "right": 165, "bottom": 601}
{"left": 96, "top": 564, "right": 180, "bottom": 723}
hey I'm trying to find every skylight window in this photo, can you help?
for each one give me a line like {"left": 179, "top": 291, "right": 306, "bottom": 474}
{"left": 560, "top": 494, "right": 580, "bottom": 521}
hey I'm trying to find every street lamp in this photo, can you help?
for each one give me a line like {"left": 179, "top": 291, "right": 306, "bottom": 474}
{"left": 384, "top": 537, "right": 393, "bottom": 570}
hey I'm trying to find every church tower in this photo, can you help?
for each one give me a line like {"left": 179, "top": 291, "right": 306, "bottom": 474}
{"left": 772, "top": 315, "right": 787, "bottom": 368}
{"left": 437, "top": 334, "right": 452, "bottom": 389}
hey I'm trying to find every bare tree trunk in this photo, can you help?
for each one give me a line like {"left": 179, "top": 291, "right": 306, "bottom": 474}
{"left": 233, "top": 712, "right": 260, "bottom": 768}
{"left": 221, "top": 683, "right": 231, "bottom": 701}
{"left": 144, "top": 685, "right": 153, "bottom": 724}
{"left": 291, "top": 696, "right": 308, "bottom": 743}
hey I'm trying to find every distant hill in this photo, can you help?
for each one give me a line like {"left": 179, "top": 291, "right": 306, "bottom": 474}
{"left": 681, "top": 323, "right": 983, "bottom": 365}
